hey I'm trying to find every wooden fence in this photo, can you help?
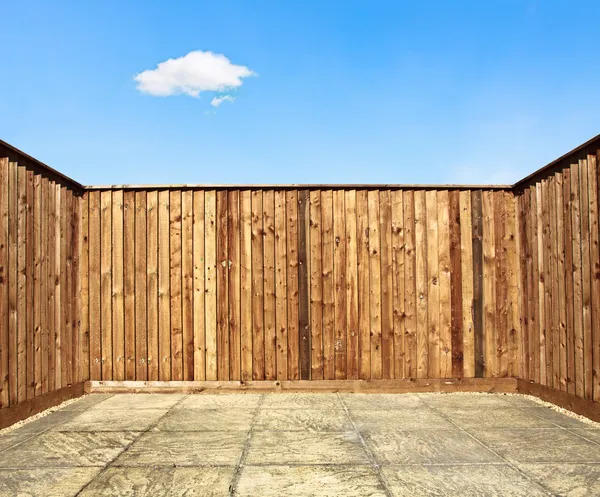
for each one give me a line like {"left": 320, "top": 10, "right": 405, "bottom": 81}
{"left": 81, "top": 186, "right": 519, "bottom": 383}
{"left": 515, "top": 144, "right": 600, "bottom": 403}
{"left": 0, "top": 148, "right": 85, "bottom": 416}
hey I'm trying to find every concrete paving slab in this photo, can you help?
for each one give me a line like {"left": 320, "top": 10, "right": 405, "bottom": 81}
{"left": 340, "top": 393, "right": 425, "bottom": 410}
{"left": 469, "top": 428, "right": 600, "bottom": 463}
{"left": 261, "top": 393, "right": 343, "bottom": 409}
{"left": 350, "top": 408, "right": 454, "bottom": 432}
{"left": 381, "top": 464, "right": 547, "bottom": 496}
{"left": 57, "top": 408, "right": 168, "bottom": 432}
{"left": 419, "top": 393, "right": 513, "bottom": 408}
{"left": 516, "top": 463, "right": 600, "bottom": 496}
{"left": 0, "top": 432, "right": 34, "bottom": 452}
{"left": 236, "top": 465, "right": 386, "bottom": 496}
{"left": 78, "top": 466, "right": 235, "bottom": 496}
{"left": 365, "top": 429, "right": 502, "bottom": 465}
{"left": 89, "top": 393, "right": 185, "bottom": 410}
{"left": 2, "top": 410, "right": 78, "bottom": 436}
{"left": 0, "top": 468, "right": 101, "bottom": 496}
{"left": 0, "top": 431, "right": 138, "bottom": 467}
{"left": 433, "top": 406, "right": 558, "bottom": 429}
{"left": 176, "top": 393, "right": 262, "bottom": 410}
{"left": 154, "top": 408, "right": 255, "bottom": 432}
{"left": 114, "top": 431, "right": 246, "bottom": 467}
{"left": 520, "top": 405, "right": 598, "bottom": 429}
{"left": 246, "top": 431, "right": 369, "bottom": 465}
{"left": 254, "top": 408, "right": 353, "bottom": 432}
{"left": 56, "top": 394, "right": 114, "bottom": 411}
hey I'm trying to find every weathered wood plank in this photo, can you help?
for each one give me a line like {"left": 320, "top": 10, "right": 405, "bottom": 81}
{"left": 204, "top": 190, "right": 217, "bottom": 380}
{"left": 494, "top": 191, "right": 508, "bottom": 378}
{"left": 274, "top": 190, "right": 288, "bottom": 380}
{"left": 505, "top": 192, "right": 519, "bottom": 378}
{"left": 169, "top": 191, "right": 183, "bottom": 381}
{"left": 298, "top": 190, "right": 311, "bottom": 380}
{"left": 157, "top": 190, "right": 171, "bottom": 381}
{"left": 88, "top": 191, "right": 100, "bottom": 381}
{"left": 17, "top": 167, "right": 27, "bottom": 399}
{"left": 286, "top": 190, "right": 300, "bottom": 380}
{"left": 181, "top": 190, "right": 194, "bottom": 381}
{"left": 146, "top": 191, "right": 159, "bottom": 381}
{"left": 367, "top": 190, "right": 381, "bottom": 380}
{"left": 414, "top": 190, "right": 428, "bottom": 379}
{"left": 216, "top": 190, "right": 229, "bottom": 380}
{"left": 263, "top": 190, "right": 276, "bottom": 380}
{"left": 459, "top": 191, "right": 473, "bottom": 378}
{"left": 549, "top": 177, "right": 560, "bottom": 389}
{"left": 7, "top": 161, "right": 18, "bottom": 403}
{"left": 471, "top": 190, "right": 484, "bottom": 378}
{"left": 438, "top": 190, "right": 452, "bottom": 378}
{"left": 111, "top": 190, "right": 124, "bottom": 381}
{"left": 123, "top": 191, "right": 135, "bottom": 381}
{"left": 356, "top": 190, "right": 370, "bottom": 379}
{"left": 570, "top": 164, "right": 583, "bottom": 398}
{"left": 321, "top": 190, "right": 335, "bottom": 380}
{"left": 33, "top": 175, "right": 41, "bottom": 395}
{"left": 0, "top": 159, "right": 8, "bottom": 406}
{"left": 79, "top": 189, "right": 89, "bottom": 383}
{"left": 40, "top": 178, "right": 49, "bottom": 391}
{"left": 391, "top": 190, "right": 405, "bottom": 379}
{"left": 449, "top": 190, "right": 464, "bottom": 378}
{"left": 403, "top": 190, "right": 417, "bottom": 378}
{"left": 227, "top": 190, "right": 241, "bottom": 381}
{"left": 309, "top": 190, "right": 323, "bottom": 379}
{"left": 240, "top": 190, "right": 252, "bottom": 381}
{"left": 134, "top": 191, "right": 147, "bottom": 381}
{"left": 251, "top": 190, "right": 265, "bottom": 380}
{"left": 591, "top": 153, "right": 600, "bottom": 401}
{"left": 482, "top": 191, "right": 497, "bottom": 378}
{"left": 555, "top": 173, "right": 567, "bottom": 391}
{"left": 425, "top": 190, "right": 439, "bottom": 378}
{"left": 100, "top": 190, "right": 112, "bottom": 381}
{"left": 193, "top": 190, "right": 206, "bottom": 380}
{"left": 379, "top": 190, "right": 393, "bottom": 379}
{"left": 563, "top": 170, "right": 575, "bottom": 393}
{"left": 27, "top": 172, "right": 35, "bottom": 396}
{"left": 346, "top": 190, "right": 359, "bottom": 380}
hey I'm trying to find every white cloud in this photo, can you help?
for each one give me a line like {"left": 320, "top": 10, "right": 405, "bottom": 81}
{"left": 211, "top": 95, "right": 236, "bottom": 107}
{"left": 134, "top": 50, "right": 255, "bottom": 97}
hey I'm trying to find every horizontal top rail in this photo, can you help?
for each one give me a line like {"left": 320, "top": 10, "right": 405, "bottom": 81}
{"left": 0, "top": 139, "right": 84, "bottom": 192}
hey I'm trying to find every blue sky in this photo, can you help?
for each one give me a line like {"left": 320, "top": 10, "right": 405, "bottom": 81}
{"left": 1, "top": 1, "right": 599, "bottom": 186}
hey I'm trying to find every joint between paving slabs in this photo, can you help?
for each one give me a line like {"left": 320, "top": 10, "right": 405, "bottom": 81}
{"left": 73, "top": 394, "right": 190, "bottom": 496}
{"left": 228, "top": 394, "right": 265, "bottom": 497}
{"left": 337, "top": 392, "right": 394, "bottom": 497}
{"left": 419, "top": 396, "right": 554, "bottom": 496}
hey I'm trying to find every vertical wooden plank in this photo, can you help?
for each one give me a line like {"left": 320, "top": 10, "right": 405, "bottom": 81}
{"left": 367, "top": 190, "right": 381, "bottom": 379}
{"left": 506, "top": 192, "right": 519, "bottom": 378}
{"left": 526, "top": 188, "right": 536, "bottom": 381}
{"left": 589, "top": 153, "right": 600, "bottom": 401}
{"left": 193, "top": 190, "right": 206, "bottom": 380}
{"left": 542, "top": 180, "right": 553, "bottom": 386}
{"left": 123, "top": 191, "right": 135, "bottom": 381}
{"left": 204, "top": 190, "right": 217, "bottom": 380}
{"left": 459, "top": 191, "right": 474, "bottom": 377}
{"left": 449, "top": 190, "right": 464, "bottom": 378}
{"left": 228, "top": 190, "right": 241, "bottom": 381}
{"left": 549, "top": 177, "right": 560, "bottom": 389}
{"left": 0, "top": 159, "right": 8, "bottom": 406}
{"left": 263, "top": 190, "right": 276, "bottom": 380}
{"left": 72, "top": 192, "right": 80, "bottom": 384}
{"left": 170, "top": 190, "right": 183, "bottom": 381}
{"left": 471, "top": 190, "right": 484, "bottom": 378}
{"left": 518, "top": 191, "right": 529, "bottom": 380}
{"left": 285, "top": 190, "right": 299, "bottom": 380}
{"left": 379, "top": 190, "right": 393, "bottom": 379}
{"left": 26, "top": 172, "right": 35, "bottom": 396}
{"left": 346, "top": 190, "right": 359, "bottom": 380}
{"left": 530, "top": 186, "right": 540, "bottom": 383}
{"left": 111, "top": 190, "right": 124, "bottom": 381}
{"left": 482, "top": 191, "right": 497, "bottom": 378}
{"left": 146, "top": 191, "right": 159, "bottom": 381}
{"left": 216, "top": 190, "right": 229, "bottom": 380}
{"left": 79, "top": 189, "right": 89, "bottom": 383}
{"left": 563, "top": 171, "right": 575, "bottom": 393}
{"left": 403, "top": 191, "right": 417, "bottom": 378}
{"left": 321, "top": 191, "right": 336, "bottom": 380}
{"left": 570, "top": 164, "right": 583, "bottom": 397}
{"left": 495, "top": 191, "right": 508, "bottom": 378}
{"left": 17, "top": 167, "right": 27, "bottom": 399}
{"left": 414, "top": 190, "right": 428, "bottom": 378}
{"left": 274, "top": 190, "right": 288, "bottom": 380}
{"left": 356, "top": 190, "right": 370, "bottom": 380}
{"left": 181, "top": 190, "right": 194, "bottom": 381}
{"left": 579, "top": 160, "right": 593, "bottom": 399}
{"left": 158, "top": 190, "right": 171, "bottom": 381}
{"left": 240, "top": 190, "right": 252, "bottom": 381}
{"left": 555, "top": 174, "right": 567, "bottom": 391}
{"left": 33, "top": 175, "right": 41, "bottom": 395}
{"left": 40, "top": 178, "right": 49, "bottom": 391}
{"left": 251, "top": 190, "right": 265, "bottom": 380}
{"left": 99, "top": 190, "right": 112, "bottom": 380}
{"left": 309, "top": 190, "right": 323, "bottom": 379}
{"left": 536, "top": 183, "right": 546, "bottom": 385}
{"left": 7, "top": 161, "right": 18, "bottom": 403}
{"left": 56, "top": 185, "right": 64, "bottom": 389}
{"left": 135, "top": 191, "right": 147, "bottom": 381}
{"left": 391, "top": 190, "right": 405, "bottom": 379}
{"left": 88, "top": 191, "right": 100, "bottom": 380}
{"left": 425, "top": 190, "right": 439, "bottom": 378}
{"left": 298, "top": 190, "right": 310, "bottom": 380}
{"left": 438, "top": 190, "right": 452, "bottom": 378}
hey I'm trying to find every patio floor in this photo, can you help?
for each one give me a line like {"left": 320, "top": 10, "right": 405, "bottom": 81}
{"left": 1, "top": 392, "right": 600, "bottom": 496}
